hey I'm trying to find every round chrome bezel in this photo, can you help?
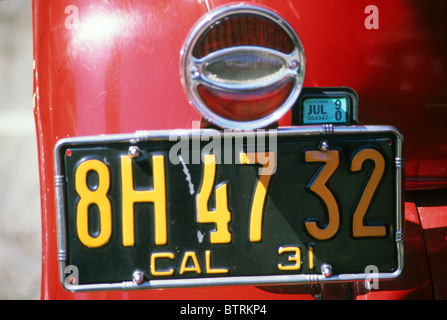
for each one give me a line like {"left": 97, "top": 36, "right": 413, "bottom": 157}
{"left": 180, "top": 4, "right": 306, "bottom": 129}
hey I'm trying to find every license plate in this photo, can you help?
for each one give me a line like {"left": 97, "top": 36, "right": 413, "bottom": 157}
{"left": 54, "top": 126, "right": 404, "bottom": 291}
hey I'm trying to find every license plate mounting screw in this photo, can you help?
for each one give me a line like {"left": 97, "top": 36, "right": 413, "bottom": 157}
{"left": 128, "top": 146, "right": 141, "bottom": 158}
{"left": 321, "top": 263, "right": 333, "bottom": 278}
{"left": 319, "top": 140, "right": 329, "bottom": 152}
{"left": 132, "top": 270, "right": 145, "bottom": 285}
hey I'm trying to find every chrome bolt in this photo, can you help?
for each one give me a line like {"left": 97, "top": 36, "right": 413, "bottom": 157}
{"left": 128, "top": 146, "right": 140, "bottom": 158}
{"left": 288, "top": 59, "right": 299, "bottom": 70}
{"left": 132, "top": 270, "right": 145, "bottom": 285}
{"left": 191, "top": 66, "right": 200, "bottom": 80}
{"left": 319, "top": 140, "right": 329, "bottom": 152}
{"left": 321, "top": 263, "right": 333, "bottom": 278}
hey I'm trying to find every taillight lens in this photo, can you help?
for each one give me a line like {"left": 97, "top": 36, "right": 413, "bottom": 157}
{"left": 197, "top": 80, "right": 295, "bottom": 121}
{"left": 192, "top": 14, "right": 295, "bottom": 58}
{"left": 181, "top": 4, "right": 305, "bottom": 129}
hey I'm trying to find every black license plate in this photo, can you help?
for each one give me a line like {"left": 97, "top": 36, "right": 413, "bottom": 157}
{"left": 54, "top": 126, "right": 404, "bottom": 291}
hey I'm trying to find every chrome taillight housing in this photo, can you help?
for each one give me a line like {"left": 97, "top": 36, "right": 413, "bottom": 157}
{"left": 181, "top": 4, "right": 305, "bottom": 129}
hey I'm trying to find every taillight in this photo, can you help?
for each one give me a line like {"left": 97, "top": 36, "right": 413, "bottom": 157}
{"left": 181, "top": 4, "right": 305, "bottom": 129}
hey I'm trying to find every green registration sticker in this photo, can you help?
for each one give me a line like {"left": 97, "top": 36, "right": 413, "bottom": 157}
{"left": 292, "top": 87, "right": 358, "bottom": 126}
{"left": 302, "top": 97, "right": 347, "bottom": 124}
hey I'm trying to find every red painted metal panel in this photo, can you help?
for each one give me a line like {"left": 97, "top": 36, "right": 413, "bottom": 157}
{"left": 32, "top": 0, "right": 447, "bottom": 299}
{"left": 418, "top": 205, "right": 447, "bottom": 299}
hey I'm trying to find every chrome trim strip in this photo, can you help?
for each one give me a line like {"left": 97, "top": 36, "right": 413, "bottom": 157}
{"left": 54, "top": 142, "right": 69, "bottom": 286}
{"left": 54, "top": 125, "right": 404, "bottom": 292}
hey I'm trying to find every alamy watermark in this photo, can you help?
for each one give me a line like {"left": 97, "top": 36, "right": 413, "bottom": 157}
{"left": 168, "top": 121, "right": 277, "bottom": 175}
{"left": 64, "top": 4, "right": 380, "bottom": 31}
{"left": 64, "top": 5, "right": 79, "bottom": 30}
{"left": 64, "top": 265, "right": 79, "bottom": 289}
{"left": 364, "top": 264, "right": 380, "bottom": 290}
{"left": 364, "top": 5, "right": 379, "bottom": 30}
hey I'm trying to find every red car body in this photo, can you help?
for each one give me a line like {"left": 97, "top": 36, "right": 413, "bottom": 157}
{"left": 32, "top": 0, "right": 447, "bottom": 299}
